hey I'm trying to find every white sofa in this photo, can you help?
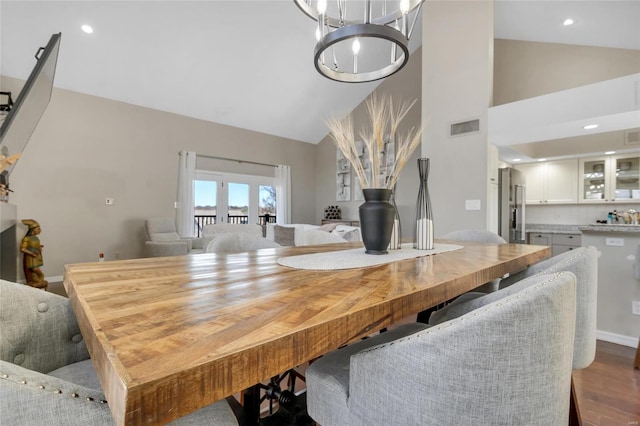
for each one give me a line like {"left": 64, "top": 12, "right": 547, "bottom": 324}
{"left": 265, "top": 223, "right": 361, "bottom": 247}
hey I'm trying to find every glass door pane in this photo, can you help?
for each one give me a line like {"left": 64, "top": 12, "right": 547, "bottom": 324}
{"left": 582, "top": 159, "right": 605, "bottom": 201}
{"left": 259, "top": 185, "right": 276, "bottom": 225}
{"left": 194, "top": 180, "right": 218, "bottom": 236}
{"left": 228, "top": 182, "right": 249, "bottom": 224}
{"left": 614, "top": 157, "right": 640, "bottom": 200}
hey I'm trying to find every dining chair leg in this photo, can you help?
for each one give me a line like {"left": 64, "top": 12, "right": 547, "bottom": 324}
{"left": 569, "top": 375, "right": 581, "bottom": 426}
{"left": 634, "top": 338, "right": 640, "bottom": 369}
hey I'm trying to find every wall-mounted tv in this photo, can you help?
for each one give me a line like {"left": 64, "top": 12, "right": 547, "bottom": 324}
{"left": 0, "top": 32, "right": 61, "bottom": 184}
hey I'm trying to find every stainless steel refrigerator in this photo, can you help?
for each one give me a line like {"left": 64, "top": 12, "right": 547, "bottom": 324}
{"left": 498, "top": 167, "right": 527, "bottom": 244}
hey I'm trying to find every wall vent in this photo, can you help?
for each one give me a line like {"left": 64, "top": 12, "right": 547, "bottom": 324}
{"left": 625, "top": 129, "right": 640, "bottom": 146}
{"left": 450, "top": 119, "right": 480, "bottom": 136}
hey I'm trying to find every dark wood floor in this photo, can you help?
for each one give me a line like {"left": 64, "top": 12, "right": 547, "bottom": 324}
{"left": 573, "top": 340, "right": 640, "bottom": 425}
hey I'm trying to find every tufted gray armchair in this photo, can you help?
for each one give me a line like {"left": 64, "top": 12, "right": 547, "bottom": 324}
{"left": 144, "top": 217, "right": 205, "bottom": 257}
{"left": 0, "top": 280, "right": 238, "bottom": 425}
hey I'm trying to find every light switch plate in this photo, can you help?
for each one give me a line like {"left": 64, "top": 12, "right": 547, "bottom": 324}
{"left": 605, "top": 237, "right": 624, "bottom": 246}
{"left": 105, "top": 197, "right": 114, "bottom": 206}
{"left": 632, "top": 301, "right": 640, "bottom": 316}
{"left": 465, "top": 199, "right": 481, "bottom": 210}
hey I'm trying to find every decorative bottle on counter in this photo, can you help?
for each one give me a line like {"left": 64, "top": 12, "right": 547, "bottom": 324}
{"left": 414, "top": 158, "right": 434, "bottom": 250}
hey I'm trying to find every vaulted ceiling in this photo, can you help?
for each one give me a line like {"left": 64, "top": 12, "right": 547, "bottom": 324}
{"left": 1, "top": 1, "right": 638, "bottom": 147}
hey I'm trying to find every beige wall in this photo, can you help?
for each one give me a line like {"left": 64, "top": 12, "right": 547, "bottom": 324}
{"left": 2, "top": 76, "right": 316, "bottom": 278}
{"left": 494, "top": 39, "right": 640, "bottom": 106}
{"left": 314, "top": 48, "right": 422, "bottom": 241}
{"left": 421, "top": 1, "right": 494, "bottom": 236}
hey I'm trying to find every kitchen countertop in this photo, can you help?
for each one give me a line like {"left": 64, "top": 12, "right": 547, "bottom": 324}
{"left": 578, "top": 224, "right": 640, "bottom": 233}
{"left": 526, "top": 224, "right": 582, "bottom": 235}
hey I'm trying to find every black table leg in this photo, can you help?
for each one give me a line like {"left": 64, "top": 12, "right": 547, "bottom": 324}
{"left": 242, "top": 385, "right": 262, "bottom": 425}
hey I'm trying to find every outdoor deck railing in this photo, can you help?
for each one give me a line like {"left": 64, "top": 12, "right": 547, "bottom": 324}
{"left": 194, "top": 214, "right": 276, "bottom": 237}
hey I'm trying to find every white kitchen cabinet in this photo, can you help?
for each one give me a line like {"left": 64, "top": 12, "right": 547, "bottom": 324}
{"left": 528, "top": 232, "right": 551, "bottom": 245}
{"left": 515, "top": 163, "right": 544, "bottom": 204}
{"left": 579, "top": 154, "right": 640, "bottom": 203}
{"left": 516, "top": 159, "right": 578, "bottom": 204}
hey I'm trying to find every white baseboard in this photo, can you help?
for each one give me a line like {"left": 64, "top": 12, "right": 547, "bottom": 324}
{"left": 596, "top": 330, "right": 639, "bottom": 348}
{"left": 14, "top": 275, "right": 64, "bottom": 285}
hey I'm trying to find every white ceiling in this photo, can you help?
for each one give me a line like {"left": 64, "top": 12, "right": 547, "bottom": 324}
{"left": 1, "top": 1, "right": 639, "bottom": 146}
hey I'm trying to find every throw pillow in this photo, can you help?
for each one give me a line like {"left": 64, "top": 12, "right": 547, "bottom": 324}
{"left": 318, "top": 223, "right": 339, "bottom": 232}
{"left": 341, "top": 229, "right": 361, "bottom": 242}
{"left": 274, "top": 225, "right": 295, "bottom": 246}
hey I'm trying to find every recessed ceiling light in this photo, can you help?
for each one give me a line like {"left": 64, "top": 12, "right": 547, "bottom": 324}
{"left": 538, "top": 158, "right": 547, "bottom": 162}
{"left": 583, "top": 124, "right": 599, "bottom": 130}
{"left": 512, "top": 158, "right": 521, "bottom": 162}
{"left": 605, "top": 151, "right": 616, "bottom": 155}
{"left": 81, "top": 25, "right": 94, "bottom": 34}
{"left": 563, "top": 18, "right": 574, "bottom": 26}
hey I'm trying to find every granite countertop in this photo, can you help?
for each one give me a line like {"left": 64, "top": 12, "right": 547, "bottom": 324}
{"left": 578, "top": 224, "right": 640, "bottom": 233}
{"left": 526, "top": 224, "right": 582, "bottom": 235}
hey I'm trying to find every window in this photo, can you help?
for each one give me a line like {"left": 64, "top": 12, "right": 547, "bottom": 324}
{"left": 259, "top": 185, "right": 276, "bottom": 224}
{"left": 193, "top": 171, "right": 276, "bottom": 236}
{"left": 227, "top": 182, "right": 249, "bottom": 224}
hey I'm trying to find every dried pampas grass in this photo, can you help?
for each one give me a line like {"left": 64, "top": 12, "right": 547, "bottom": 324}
{"left": 326, "top": 94, "right": 423, "bottom": 190}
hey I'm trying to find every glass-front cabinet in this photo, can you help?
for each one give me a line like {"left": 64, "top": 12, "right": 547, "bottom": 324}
{"left": 579, "top": 154, "right": 640, "bottom": 203}
{"left": 613, "top": 156, "right": 640, "bottom": 200}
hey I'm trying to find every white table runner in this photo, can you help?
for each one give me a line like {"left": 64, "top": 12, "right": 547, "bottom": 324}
{"left": 277, "top": 243, "right": 463, "bottom": 270}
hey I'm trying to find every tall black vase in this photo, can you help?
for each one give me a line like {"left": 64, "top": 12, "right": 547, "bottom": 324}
{"left": 359, "top": 188, "right": 395, "bottom": 255}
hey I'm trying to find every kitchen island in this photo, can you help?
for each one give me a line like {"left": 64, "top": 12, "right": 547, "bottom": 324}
{"left": 578, "top": 224, "right": 640, "bottom": 347}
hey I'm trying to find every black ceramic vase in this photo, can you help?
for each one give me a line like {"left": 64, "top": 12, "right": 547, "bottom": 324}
{"left": 359, "top": 188, "right": 395, "bottom": 255}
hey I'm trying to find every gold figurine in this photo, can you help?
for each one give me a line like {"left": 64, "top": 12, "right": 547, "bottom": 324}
{"left": 20, "top": 219, "right": 48, "bottom": 290}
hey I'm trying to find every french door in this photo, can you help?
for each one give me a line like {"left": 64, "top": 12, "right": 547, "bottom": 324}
{"left": 194, "top": 170, "right": 276, "bottom": 235}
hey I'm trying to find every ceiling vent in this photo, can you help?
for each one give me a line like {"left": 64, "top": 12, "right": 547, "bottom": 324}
{"left": 625, "top": 129, "right": 640, "bottom": 145}
{"left": 450, "top": 119, "right": 480, "bottom": 137}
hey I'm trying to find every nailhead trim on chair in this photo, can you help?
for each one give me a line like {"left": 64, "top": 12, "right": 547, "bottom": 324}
{"left": 358, "top": 272, "right": 567, "bottom": 354}
{"left": 0, "top": 373, "right": 108, "bottom": 404}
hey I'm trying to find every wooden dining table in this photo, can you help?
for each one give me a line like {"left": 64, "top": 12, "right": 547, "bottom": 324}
{"left": 63, "top": 240, "right": 550, "bottom": 426}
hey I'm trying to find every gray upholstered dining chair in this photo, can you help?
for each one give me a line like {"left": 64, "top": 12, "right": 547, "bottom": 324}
{"left": 305, "top": 272, "right": 578, "bottom": 425}
{"left": 0, "top": 280, "right": 238, "bottom": 425}
{"left": 430, "top": 246, "right": 597, "bottom": 369}
{"left": 441, "top": 228, "right": 507, "bottom": 292}
{"left": 428, "top": 246, "right": 598, "bottom": 424}
{"left": 415, "top": 228, "right": 507, "bottom": 323}
{"left": 144, "top": 217, "right": 205, "bottom": 257}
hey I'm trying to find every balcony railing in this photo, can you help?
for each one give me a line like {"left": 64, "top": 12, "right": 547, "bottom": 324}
{"left": 194, "top": 214, "right": 277, "bottom": 237}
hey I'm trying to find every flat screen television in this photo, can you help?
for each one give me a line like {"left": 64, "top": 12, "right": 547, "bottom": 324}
{"left": 0, "top": 32, "right": 61, "bottom": 185}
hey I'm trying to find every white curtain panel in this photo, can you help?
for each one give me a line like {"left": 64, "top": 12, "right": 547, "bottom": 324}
{"left": 275, "top": 164, "right": 291, "bottom": 225}
{"left": 176, "top": 151, "right": 196, "bottom": 237}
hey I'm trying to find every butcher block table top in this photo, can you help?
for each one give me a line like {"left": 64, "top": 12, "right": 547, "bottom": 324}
{"left": 63, "top": 241, "right": 550, "bottom": 425}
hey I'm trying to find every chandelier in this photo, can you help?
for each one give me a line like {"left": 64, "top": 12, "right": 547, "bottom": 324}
{"left": 294, "top": 0, "right": 424, "bottom": 83}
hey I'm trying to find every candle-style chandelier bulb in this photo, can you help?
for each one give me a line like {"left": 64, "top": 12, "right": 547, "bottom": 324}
{"left": 400, "top": 0, "right": 410, "bottom": 14}
{"left": 317, "top": 0, "right": 327, "bottom": 14}
{"left": 352, "top": 38, "right": 361, "bottom": 55}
